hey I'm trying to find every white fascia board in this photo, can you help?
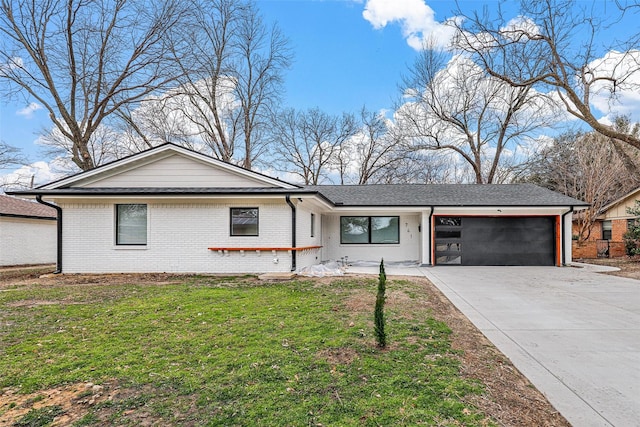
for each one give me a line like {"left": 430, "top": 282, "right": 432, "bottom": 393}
{"left": 294, "top": 195, "right": 335, "bottom": 211}
{"left": 328, "top": 206, "right": 432, "bottom": 214}
{"left": 41, "top": 145, "right": 297, "bottom": 190}
{"left": 433, "top": 206, "right": 571, "bottom": 216}
{"left": 43, "top": 194, "right": 299, "bottom": 203}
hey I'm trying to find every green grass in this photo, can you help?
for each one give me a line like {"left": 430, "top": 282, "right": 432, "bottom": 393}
{"left": 0, "top": 276, "right": 493, "bottom": 426}
{"left": 13, "top": 405, "right": 64, "bottom": 427}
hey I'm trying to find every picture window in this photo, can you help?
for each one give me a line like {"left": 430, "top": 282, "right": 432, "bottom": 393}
{"left": 340, "top": 216, "right": 399, "bottom": 244}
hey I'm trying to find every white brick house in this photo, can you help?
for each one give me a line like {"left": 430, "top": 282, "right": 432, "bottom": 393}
{"left": 0, "top": 195, "right": 57, "bottom": 266}
{"left": 10, "top": 144, "right": 587, "bottom": 273}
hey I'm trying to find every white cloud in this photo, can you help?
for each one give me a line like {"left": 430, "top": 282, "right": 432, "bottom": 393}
{"left": 16, "top": 102, "right": 42, "bottom": 119}
{"left": 500, "top": 16, "right": 541, "bottom": 40}
{"left": 586, "top": 50, "right": 640, "bottom": 123}
{"left": 361, "top": 0, "right": 459, "bottom": 50}
{"left": 0, "top": 56, "right": 24, "bottom": 77}
{"left": 0, "top": 160, "right": 64, "bottom": 191}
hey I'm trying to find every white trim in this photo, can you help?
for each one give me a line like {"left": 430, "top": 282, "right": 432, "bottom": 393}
{"left": 44, "top": 194, "right": 303, "bottom": 202}
{"left": 432, "top": 206, "right": 568, "bottom": 216}
{"left": 112, "top": 246, "right": 148, "bottom": 250}
{"left": 331, "top": 207, "right": 431, "bottom": 213}
{"left": 41, "top": 145, "right": 298, "bottom": 190}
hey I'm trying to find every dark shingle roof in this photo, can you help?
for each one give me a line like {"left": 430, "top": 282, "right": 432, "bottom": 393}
{"left": 305, "top": 184, "right": 588, "bottom": 207}
{"left": 0, "top": 195, "right": 57, "bottom": 219}
{"left": 9, "top": 184, "right": 587, "bottom": 208}
{"left": 11, "top": 187, "right": 315, "bottom": 196}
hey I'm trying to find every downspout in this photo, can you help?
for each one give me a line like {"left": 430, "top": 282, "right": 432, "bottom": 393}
{"left": 427, "top": 206, "right": 434, "bottom": 266}
{"left": 36, "top": 195, "right": 62, "bottom": 274}
{"left": 285, "top": 195, "right": 296, "bottom": 272}
{"left": 561, "top": 206, "right": 573, "bottom": 266}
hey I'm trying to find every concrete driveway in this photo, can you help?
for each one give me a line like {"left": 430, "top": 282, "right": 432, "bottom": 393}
{"left": 421, "top": 265, "right": 640, "bottom": 427}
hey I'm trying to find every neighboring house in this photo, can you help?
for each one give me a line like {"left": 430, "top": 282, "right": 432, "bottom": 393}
{"left": 572, "top": 187, "right": 640, "bottom": 259}
{"left": 0, "top": 194, "right": 57, "bottom": 266}
{"left": 9, "top": 144, "right": 587, "bottom": 273}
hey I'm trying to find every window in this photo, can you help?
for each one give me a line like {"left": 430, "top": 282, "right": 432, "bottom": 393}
{"left": 434, "top": 216, "right": 462, "bottom": 265}
{"left": 340, "top": 216, "right": 399, "bottom": 244}
{"left": 311, "top": 213, "right": 315, "bottom": 237}
{"left": 602, "top": 220, "right": 612, "bottom": 240}
{"left": 435, "top": 230, "right": 462, "bottom": 239}
{"left": 231, "top": 208, "right": 258, "bottom": 236}
{"left": 436, "top": 217, "right": 462, "bottom": 226}
{"left": 116, "top": 204, "right": 147, "bottom": 245}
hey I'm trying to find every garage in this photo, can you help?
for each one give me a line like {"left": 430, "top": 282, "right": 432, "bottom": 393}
{"left": 434, "top": 216, "right": 556, "bottom": 266}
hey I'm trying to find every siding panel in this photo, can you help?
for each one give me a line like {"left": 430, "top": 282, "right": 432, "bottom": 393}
{"left": 83, "top": 154, "right": 274, "bottom": 188}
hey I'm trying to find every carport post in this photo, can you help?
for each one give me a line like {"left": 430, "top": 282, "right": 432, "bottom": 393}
{"left": 561, "top": 207, "right": 573, "bottom": 266}
{"left": 420, "top": 208, "right": 434, "bottom": 266}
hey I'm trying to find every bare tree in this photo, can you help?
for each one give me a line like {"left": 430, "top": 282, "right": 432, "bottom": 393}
{"left": 120, "top": 0, "right": 292, "bottom": 168}
{"left": 0, "top": 0, "right": 189, "bottom": 171}
{"left": 270, "top": 108, "right": 357, "bottom": 185}
{"left": 114, "top": 85, "right": 220, "bottom": 156}
{"left": 0, "top": 141, "right": 25, "bottom": 169}
{"left": 38, "top": 123, "right": 126, "bottom": 175}
{"left": 373, "top": 151, "right": 468, "bottom": 184}
{"left": 333, "top": 107, "right": 406, "bottom": 185}
{"left": 453, "top": 0, "right": 640, "bottom": 149}
{"left": 233, "top": 3, "right": 292, "bottom": 169}
{"left": 397, "top": 47, "right": 557, "bottom": 183}
{"left": 518, "top": 121, "right": 640, "bottom": 241}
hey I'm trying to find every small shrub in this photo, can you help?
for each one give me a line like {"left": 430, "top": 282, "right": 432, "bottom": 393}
{"left": 374, "top": 259, "right": 387, "bottom": 348}
{"left": 623, "top": 202, "right": 640, "bottom": 256}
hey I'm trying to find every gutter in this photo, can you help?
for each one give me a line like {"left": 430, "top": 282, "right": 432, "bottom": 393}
{"left": 285, "top": 195, "right": 296, "bottom": 272}
{"left": 0, "top": 213, "right": 56, "bottom": 221}
{"left": 35, "top": 195, "right": 62, "bottom": 274}
{"left": 561, "top": 206, "right": 574, "bottom": 266}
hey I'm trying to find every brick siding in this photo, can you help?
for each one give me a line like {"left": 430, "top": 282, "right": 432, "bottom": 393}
{"left": 61, "top": 201, "right": 298, "bottom": 273}
{"left": 572, "top": 240, "right": 626, "bottom": 259}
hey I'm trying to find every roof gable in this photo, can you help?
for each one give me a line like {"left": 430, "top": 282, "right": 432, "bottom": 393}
{"left": 601, "top": 187, "right": 640, "bottom": 214}
{"left": 41, "top": 144, "right": 298, "bottom": 190}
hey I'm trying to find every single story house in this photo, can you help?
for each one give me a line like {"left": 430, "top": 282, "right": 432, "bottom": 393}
{"left": 0, "top": 194, "right": 57, "bottom": 266}
{"left": 572, "top": 187, "right": 640, "bottom": 258}
{"left": 9, "top": 144, "right": 587, "bottom": 273}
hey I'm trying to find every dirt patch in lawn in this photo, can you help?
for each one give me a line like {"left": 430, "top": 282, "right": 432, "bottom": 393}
{"left": 0, "top": 381, "right": 115, "bottom": 427}
{"left": 0, "top": 271, "right": 187, "bottom": 290}
{"left": 317, "top": 347, "right": 360, "bottom": 365}
{"left": 0, "top": 269, "right": 569, "bottom": 426}
{"left": 575, "top": 257, "right": 640, "bottom": 280}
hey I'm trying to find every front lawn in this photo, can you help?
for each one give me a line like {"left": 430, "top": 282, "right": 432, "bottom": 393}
{"left": 0, "top": 274, "right": 567, "bottom": 426}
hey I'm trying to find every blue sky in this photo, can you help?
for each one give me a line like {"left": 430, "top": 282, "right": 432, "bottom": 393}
{"left": 0, "top": 0, "right": 459, "bottom": 163}
{"left": 258, "top": 0, "right": 416, "bottom": 115}
{"left": 1, "top": 0, "right": 639, "bottom": 182}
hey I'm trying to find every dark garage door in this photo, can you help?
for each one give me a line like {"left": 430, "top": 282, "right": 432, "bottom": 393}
{"left": 435, "top": 216, "right": 556, "bottom": 266}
